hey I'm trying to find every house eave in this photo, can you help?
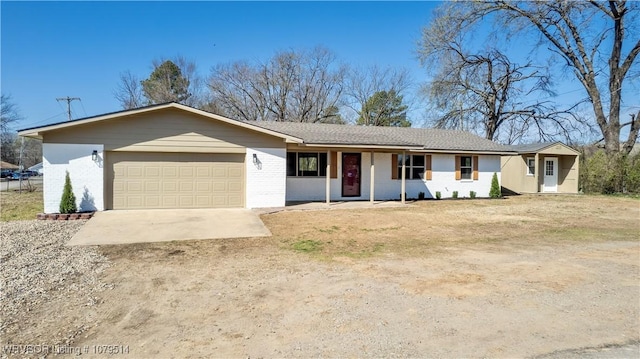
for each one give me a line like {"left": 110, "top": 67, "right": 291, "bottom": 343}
{"left": 17, "top": 102, "right": 304, "bottom": 144}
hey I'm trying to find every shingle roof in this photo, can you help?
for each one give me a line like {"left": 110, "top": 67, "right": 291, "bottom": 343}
{"left": 508, "top": 142, "right": 560, "bottom": 153}
{"left": 248, "top": 121, "right": 513, "bottom": 153}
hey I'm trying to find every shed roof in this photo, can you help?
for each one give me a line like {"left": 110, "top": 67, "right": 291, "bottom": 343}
{"left": 508, "top": 142, "right": 579, "bottom": 155}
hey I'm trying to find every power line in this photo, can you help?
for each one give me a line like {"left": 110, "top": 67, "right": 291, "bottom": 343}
{"left": 78, "top": 99, "right": 88, "bottom": 117}
{"left": 56, "top": 96, "right": 81, "bottom": 121}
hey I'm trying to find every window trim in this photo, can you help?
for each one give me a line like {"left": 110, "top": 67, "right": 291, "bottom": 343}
{"left": 286, "top": 152, "right": 328, "bottom": 177}
{"left": 460, "top": 155, "right": 473, "bottom": 180}
{"left": 396, "top": 154, "right": 426, "bottom": 180}
{"left": 455, "top": 155, "right": 478, "bottom": 181}
{"left": 526, "top": 157, "right": 535, "bottom": 176}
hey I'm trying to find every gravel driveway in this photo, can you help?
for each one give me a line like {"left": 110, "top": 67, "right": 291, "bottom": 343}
{"left": 1, "top": 221, "right": 111, "bottom": 349}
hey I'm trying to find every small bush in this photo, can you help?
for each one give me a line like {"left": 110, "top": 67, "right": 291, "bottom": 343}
{"left": 452, "top": 191, "right": 458, "bottom": 199}
{"left": 59, "top": 171, "right": 77, "bottom": 214}
{"left": 470, "top": 191, "right": 476, "bottom": 199}
{"left": 418, "top": 192, "right": 425, "bottom": 200}
{"left": 489, "top": 172, "right": 501, "bottom": 198}
{"left": 435, "top": 191, "right": 441, "bottom": 200}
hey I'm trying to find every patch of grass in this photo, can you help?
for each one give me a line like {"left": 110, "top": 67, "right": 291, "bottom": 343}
{"left": 291, "top": 239, "right": 323, "bottom": 253}
{"left": 315, "top": 225, "right": 340, "bottom": 233}
{"left": 1, "top": 191, "right": 43, "bottom": 221}
{"left": 361, "top": 226, "right": 400, "bottom": 232}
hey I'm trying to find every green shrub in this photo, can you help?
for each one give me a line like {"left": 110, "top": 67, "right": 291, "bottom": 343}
{"left": 435, "top": 191, "right": 441, "bottom": 200}
{"left": 452, "top": 191, "right": 458, "bottom": 199}
{"left": 470, "top": 191, "right": 476, "bottom": 199}
{"left": 59, "top": 171, "right": 77, "bottom": 214}
{"left": 418, "top": 192, "right": 425, "bottom": 200}
{"left": 580, "top": 149, "right": 640, "bottom": 194}
{"left": 627, "top": 152, "right": 640, "bottom": 193}
{"left": 489, "top": 172, "right": 501, "bottom": 198}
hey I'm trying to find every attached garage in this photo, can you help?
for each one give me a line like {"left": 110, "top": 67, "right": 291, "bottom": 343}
{"left": 20, "top": 103, "right": 294, "bottom": 213}
{"left": 107, "top": 152, "right": 244, "bottom": 209}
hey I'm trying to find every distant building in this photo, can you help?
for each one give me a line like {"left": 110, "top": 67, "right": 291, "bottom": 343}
{"left": 28, "top": 162, "right": 44, "bottom": 175}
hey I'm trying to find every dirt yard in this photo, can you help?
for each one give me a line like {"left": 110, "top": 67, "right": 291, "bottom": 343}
{"left": 2, "top": 195, "right": 639, "bottom": 358}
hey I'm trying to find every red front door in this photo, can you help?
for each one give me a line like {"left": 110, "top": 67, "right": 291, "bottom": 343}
{"left": 342, "top": 153, "right": 361, "bottom": 197}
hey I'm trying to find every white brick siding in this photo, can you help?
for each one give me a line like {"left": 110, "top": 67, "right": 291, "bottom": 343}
{"left": 245, "top": 147, "right": 286, "bottom": 208}
{"left": 286, "top": 152, "right": 501, "bottom": 201}
{"left": 42, "top": 143, "right": 104, "bottom": 213}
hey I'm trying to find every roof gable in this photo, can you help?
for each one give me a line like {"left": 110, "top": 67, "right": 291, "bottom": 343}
{"left": 509, "top": 142, "right": 579, "bottom": 155}
{"left": 18, "top": 102, "right": 302, "bottom": 143}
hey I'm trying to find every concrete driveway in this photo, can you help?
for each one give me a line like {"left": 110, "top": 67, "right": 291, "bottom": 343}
{"left": 68, "top": 208, "right": 271, "bottom": 246}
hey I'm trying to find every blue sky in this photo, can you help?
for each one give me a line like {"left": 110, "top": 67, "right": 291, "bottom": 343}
{"left": 2, "top": 1, "right": 638, "bottom": 141}
{"left": 2, "top": 1, "right": 438, "bottom": 129}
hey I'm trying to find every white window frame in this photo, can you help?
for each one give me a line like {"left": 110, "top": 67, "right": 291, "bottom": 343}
{"left": 526, "top": 157, "right": 535, "bottom": 176}
{"left": 397, "top": 154, "right": 425, "bottom": 180}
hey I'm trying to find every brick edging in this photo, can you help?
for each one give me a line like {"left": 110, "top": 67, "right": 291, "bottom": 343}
{"left": 36, "top": 212, "right": 94, "bottom": 220}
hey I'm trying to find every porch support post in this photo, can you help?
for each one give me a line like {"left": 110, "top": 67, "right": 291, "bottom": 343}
{"left": 534, "top": 153, "right": 540, "bottom": 193}
{"left": 401, "top": 150, "right": 406, "bottom": 204}
{"left": 326, "top": 150, "right": 331, "bottom": 205}
{"left": 370, "top": 151, "right": 375, "bottom": 203}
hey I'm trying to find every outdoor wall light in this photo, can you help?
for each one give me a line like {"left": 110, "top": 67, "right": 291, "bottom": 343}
{"left": 253, "top": 153, "right": 258, "bottom": 165}
{"left": 92, "top": 150, "right": 98, "bottom": 162}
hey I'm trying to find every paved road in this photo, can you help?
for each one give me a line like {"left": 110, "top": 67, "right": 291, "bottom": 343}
{"left": 0, "top": 177, "right": 42, "bottom": 192}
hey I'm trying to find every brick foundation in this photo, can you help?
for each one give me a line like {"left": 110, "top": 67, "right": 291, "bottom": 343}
{"left": 37, "top": 212, "right": 94, "bottom": 220}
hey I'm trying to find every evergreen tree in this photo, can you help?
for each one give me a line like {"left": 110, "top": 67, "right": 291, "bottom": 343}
{"left": 59, "top": 171, "right": 77, "bottom": 213}
{"left": 357, "top": 90, "right": 410, "bottom": 127}
{"left": 489, "top": 172, "right": 501, "bottom": 199}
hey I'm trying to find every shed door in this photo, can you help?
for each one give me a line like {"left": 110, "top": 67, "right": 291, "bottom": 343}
{"left": 543, "top": 157, "right": 558, "bottom": 192}
{"left": 109, "top": 152, "right": 244, "bottom": 209}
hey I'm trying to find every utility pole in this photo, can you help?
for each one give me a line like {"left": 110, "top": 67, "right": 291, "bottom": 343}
{"left": 56, "top": 97, "right": 81, "bottom": 121}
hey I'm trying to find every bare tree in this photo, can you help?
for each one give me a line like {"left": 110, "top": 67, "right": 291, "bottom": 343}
{"left": 1, "top": 94, "right": 21, "bottom": 134}
{"left": 1, "top": 94, "right": 22, "bottom": 164}
{"left": 208, "top": 47, "right": 346, "bottom": 123}
{"left": 442, "top": 0, "right": 640, "bottom": 153}
{"left": 344, "top": 66, "right": 412, "bottom": 125}
{"left": 114, "top": 71, "right": 144, "bottom": 110}
{"left": 418, "top": 3, "right": 591, "bottom": 143}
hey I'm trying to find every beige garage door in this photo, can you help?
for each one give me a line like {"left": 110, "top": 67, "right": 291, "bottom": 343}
{"left": 109, "top": 152, "right": 244, "bottom": 209}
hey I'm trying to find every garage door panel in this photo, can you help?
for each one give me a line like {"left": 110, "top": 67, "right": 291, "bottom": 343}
{"left": 109, "top": 152, "right": 244, "bottom": 209}
{"left": 145, "top": 181, "right": 160, "bottom": 192}
{"left": 229, "top": 168, "right": 243, "bottom": 178}
{"left": 228, "top": 182, "right": 243, "bottom": 192}
{"left": 145, "top": 196, "right": 160, "bottom": 207}
{"left": 145, "top": 167, "right": 161, "bottom": 177}
{"left": 196, "top": 182, "right": 211, "bottom": 191}
{"left": 195, "top": 167, "right": 211, "bottom": 177}
{"left": 228, "top": 194, "right": 243, "bottom": 207}
{"left": 163, "top": 167, "right": 178, "bottom": 177}
{"left": 212, "top": 168, "right": 227, "bottom": 178}
{"left": 127, "top": 181, "right": 143, "bottom": 192}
